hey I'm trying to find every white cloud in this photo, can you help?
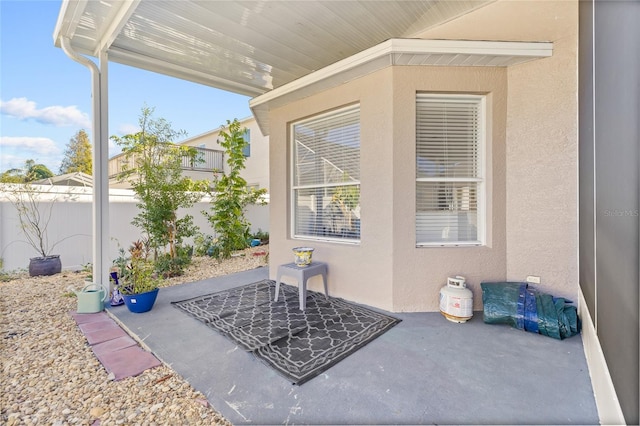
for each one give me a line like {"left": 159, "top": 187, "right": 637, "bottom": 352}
{"left": 0, "top": 153, "right": 28, "bottom": 170}
{"left": 0, "top": 97, "right": 91, "bottom": 129}
{"left": 0, "top": 141, "right": 63, "bottom": 174}
{"left": 108, "top": 138, "right": 122, "bottom": 158}
{"left": 117, "top": 123, "right": 140, "bottom": 135}
{"left": 0, "top": 136, "right": 61, "bottom": 156}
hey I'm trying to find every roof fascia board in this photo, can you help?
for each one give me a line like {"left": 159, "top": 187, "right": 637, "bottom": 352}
{"left": 388, "top": 38, "right": 553, "bottom": 58}
{"left": 251, "top": 38, "right": 552, "bottom": 109}
{"left": 53, "top": 0, "right": 88, "bottom": 47}
{"left": 93, "top": 0, "right": 141, "bottom": 56}
{"left": 250, "top": 39, "right": 395, "bottom": 108}
{"left": 250, "top": 38, "right": 553, "bottom": 135}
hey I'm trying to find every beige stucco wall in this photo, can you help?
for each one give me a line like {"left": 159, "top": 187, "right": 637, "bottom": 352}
{"left": 419, "top": 0, "right": 579, "bottom": 302}
{"left": 268, "top": 66, "right": 507, "bottom": 311}
{"left": 390, "top": 67, "right": 508, "bottom": 311}
{"left": 267, "top": 0, "right": 578, "bottom": 312}
{"left": 269, "top": 70, "right": 395, "bottom": 310}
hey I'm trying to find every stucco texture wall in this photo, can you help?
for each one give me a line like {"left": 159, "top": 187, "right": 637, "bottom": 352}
{"left": 267, "top": 0, "right": 578, "bottom": 312}
{"left": 390, "top": 66, "right": 508, "bottom": 311}
{"left": 268, "top": 70, "right": 395, "bottom": 311}
{"left": 420, "top": 0, "right": 580, "bottom": 302}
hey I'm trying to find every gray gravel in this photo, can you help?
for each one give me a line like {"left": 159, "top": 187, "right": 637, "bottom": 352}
{"left": 1, "top": 246, "right": 268, "bottom": 425}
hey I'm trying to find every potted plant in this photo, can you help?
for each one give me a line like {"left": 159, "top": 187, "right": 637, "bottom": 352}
{"left": 3, "top": 182, "right": 65, "bottom": 276}
{"left": 114, "top": 241, "right": 162, "bottom": 313}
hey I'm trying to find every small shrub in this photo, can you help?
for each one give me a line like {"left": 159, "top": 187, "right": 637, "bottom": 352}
{"left": 251, "top": 229, "right": 269, "bottom": 244}
{"left": 81, "top": 262, "right": 93, "bottom": 281}
{"left": 0, "top": 259, "right": 25, "bottom": 282}
{"left": 154, "top": 245, "right": 193, "bottom": 278}
{"left": 194, "top": 233, "right": 215, "bottom": 257}
{"left": 114, "top": 241, "right": 162, "bottom": 295}
{"left": 206, "top": 244, "right": 220, "bottom": 258}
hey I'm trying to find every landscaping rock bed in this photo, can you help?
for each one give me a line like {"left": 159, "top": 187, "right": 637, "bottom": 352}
{"left": 1, "top": 245, "right": 268, "bottom": 425}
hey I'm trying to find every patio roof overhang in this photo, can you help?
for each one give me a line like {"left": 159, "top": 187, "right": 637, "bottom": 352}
{"left": 51, "top": 0, "right": 553, "bottom": 292}
{"left": 53, "top": 0, "right": 496, "bottom": 98}
{"left": 51, "top": 0, "right": 494, "bottom": 288}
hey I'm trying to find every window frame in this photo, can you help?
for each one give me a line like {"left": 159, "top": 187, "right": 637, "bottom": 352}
{"left": 290, "top": 104, "right": 361, "bottom": 244}
{"left": 415, "top": 93, "right": 486, "bottom": 247}
{"left": 242, "top": 129, "right": 251, "bottom": 157}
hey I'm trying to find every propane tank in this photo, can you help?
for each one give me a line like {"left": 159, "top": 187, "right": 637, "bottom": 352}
{"left": 439, "top": 276, "right": 473, "bottom": 323}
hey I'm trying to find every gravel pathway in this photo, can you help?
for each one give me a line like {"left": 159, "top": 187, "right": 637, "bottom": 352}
{"left": 1, "top": 246, "right": 268, "bottom": 425}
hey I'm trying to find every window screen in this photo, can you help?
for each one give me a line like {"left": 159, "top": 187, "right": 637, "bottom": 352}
{"left": 416, "top": 94, "right": 484, "bottom": 245}
{"left": 291, "top": 105, "right": 360, "bottom": 242}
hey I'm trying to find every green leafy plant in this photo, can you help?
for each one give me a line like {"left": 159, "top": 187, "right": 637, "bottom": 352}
{"left": 193, "top": 233, "right": 217, "bottom": 257}
{"left": 111, "top": 106, "right": 207, "bottom": 268}
{"left": 81, "top": 262, "right": 93, "bottom": 281}
{"left": 204, "top": 119, "right": 267, "bottom": 259}
{"left": 251, "top": 229, "right": 269, "bottom": 244}
{"left": 113, "top": 240, "right": 162, "bottom": 295}
{"left": 0, "top": 159, "right": 54, "bottom": 183}
{"left": 0, "top": 258, "right": 26, "bottom": 282}
{"left": 154, "top": 245, "right": 193, "bottom": 278}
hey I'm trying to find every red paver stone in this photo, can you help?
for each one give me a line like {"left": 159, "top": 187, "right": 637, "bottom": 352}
{"left": 91, "top": 335, "right": 138, "bottom": 356}
{"left": 70, "top": 311, "right": 109, "bottom": 324}
{"left": 84, "top": 325, "right": 128, "bottom": 345}
{"left": 69, "top": 311, "right": 160, "bottom": 380}
{"left": 95, "top": 345, "right": 161, "bottom": 381}
{"left": 79, "top": 319, "right": 121, "bottom": 334}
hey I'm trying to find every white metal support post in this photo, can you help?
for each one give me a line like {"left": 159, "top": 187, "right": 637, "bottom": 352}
{"left": 96, "top": 51, "right": 110, "bottom": 293}
{"left": 60, "top": 38, "right": 110, "bottom": 292}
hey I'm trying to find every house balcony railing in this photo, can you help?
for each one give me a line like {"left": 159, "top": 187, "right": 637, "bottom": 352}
{"left": 108, "top": 147, "right": 224, "bottom": 178}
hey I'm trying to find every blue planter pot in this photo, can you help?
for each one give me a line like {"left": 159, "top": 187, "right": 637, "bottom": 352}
{"left": 123, "top": 288, "right": 159, "bottom": 313}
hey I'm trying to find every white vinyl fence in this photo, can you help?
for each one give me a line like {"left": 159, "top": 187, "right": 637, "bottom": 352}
{"left": 0, "top": 185, "right": 269, "bottom": 272}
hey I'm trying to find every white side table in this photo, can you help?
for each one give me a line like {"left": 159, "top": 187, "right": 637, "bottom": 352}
{"left": 274, "top": 262, "right": 328, "bottom": 311}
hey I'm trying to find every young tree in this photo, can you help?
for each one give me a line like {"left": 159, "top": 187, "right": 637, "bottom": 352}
{"left": 25, "top": 160, "right": 54, "bottom": 182}
{"left": 205, "top": 119, "right": 266, "bottom": 259}
{"left": 59, "top": 129, "right": 92, "bottom": 175}
{"left": 0, "top": 168, "right": 25, "bottom": 183}
{"left": 0, "top": 160, "right": 53, "bottom": 183}
{"left": 111, "top": 107, "right": 207, "bottom": 267}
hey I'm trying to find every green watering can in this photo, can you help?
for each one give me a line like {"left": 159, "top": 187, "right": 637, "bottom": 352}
{"left": 70, "top": 283, "right": 109, "bottom": 314}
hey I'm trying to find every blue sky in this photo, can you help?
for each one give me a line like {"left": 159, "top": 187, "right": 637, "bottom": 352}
{"left": 0, "top": 0, "right": 252, "bottom": 174}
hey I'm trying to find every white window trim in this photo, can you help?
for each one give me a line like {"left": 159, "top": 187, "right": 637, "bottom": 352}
{"left": 416, "top": 93, "right": 486, "bottom": 247}
{"left": 290, "top": 105, "right": 361, "bottom": 244}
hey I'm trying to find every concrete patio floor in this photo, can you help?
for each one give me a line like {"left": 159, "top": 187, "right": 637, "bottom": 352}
{"left": 107, "top": 267, "right": 599, "bottom": 425}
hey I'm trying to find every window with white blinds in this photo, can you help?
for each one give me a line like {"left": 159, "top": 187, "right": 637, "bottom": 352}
{"left": 416, "top": 94, "right": 485, "bottom": 246}
{"left": 291, "top": 105, "right": 360, "bottom": 242}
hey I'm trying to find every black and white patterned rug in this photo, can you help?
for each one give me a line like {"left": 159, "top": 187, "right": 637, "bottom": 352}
{"left": 172, "top": 279, "right": 400, "bottom": 385}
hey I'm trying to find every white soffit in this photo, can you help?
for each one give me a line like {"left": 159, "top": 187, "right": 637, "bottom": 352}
{"left": 54, "top": 0, "right": 495, "bottom": 97}
{"left": 250, "top": 38, "right": 553, "bottom": 135}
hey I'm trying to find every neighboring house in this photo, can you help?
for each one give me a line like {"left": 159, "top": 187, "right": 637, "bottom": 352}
{"left": 179, "top": 117, "right": 269, "bottom": 192}
{"left": 106, "top": 116, "right": 269, "bottom": 192}
{"left": 106, "top": 145, "right": 223, "bottom": 189}
{"left": 34, "top": 171, "right": 93, "bottom": 187}
{"left": 53, "top": 1, "right": 639, "bottom": 424}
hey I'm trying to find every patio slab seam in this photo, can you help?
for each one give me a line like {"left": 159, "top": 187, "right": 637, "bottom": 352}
{"left": 70, "top": 310, "right": 162, "bottom": 380}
